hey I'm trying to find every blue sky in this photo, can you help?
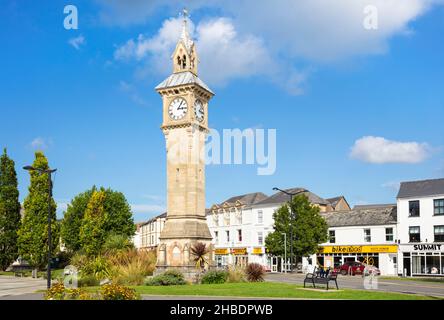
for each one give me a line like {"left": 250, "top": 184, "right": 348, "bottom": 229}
{"left": 1, "top": 1, "right": 443, "bottom": 222}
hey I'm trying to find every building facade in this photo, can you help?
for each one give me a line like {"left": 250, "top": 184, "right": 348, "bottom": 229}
{"left": 207, "top": 188, "right": 347, "bottom": 271}
{"left": 136, "top": 213, "right": 166, "bottom": 251}
{"left": 316, "top": 205, "right": 398, "bottom": 276}
{"left": 397, "top": 178, "right": 444, "bottom": 276}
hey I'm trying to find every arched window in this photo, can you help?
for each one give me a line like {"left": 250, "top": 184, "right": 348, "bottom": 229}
{"left": 182, "top": 55, "right": 187, "bottom": 69}
{"left": 177, "top": 56, "right": 182, "bottom": 68}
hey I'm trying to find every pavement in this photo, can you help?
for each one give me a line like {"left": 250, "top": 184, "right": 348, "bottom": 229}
{"left": 0, "top": 275, "right": 46, "bottom": 299}
{"left": 265, "top": 273, "right": 444, "bottom": 298}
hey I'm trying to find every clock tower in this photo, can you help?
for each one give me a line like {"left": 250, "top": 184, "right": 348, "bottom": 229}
{"left": 154, "top": 10, "right": 214, "bottom": 277}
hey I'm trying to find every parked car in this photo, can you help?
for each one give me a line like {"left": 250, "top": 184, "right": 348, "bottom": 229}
{"left": 338, "top": 261, "right": 380, "bottom": 276}
{"left": 338, "top": 261, "right": 365, "bottom": 275}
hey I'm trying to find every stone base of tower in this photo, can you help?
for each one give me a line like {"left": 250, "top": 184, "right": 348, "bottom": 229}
{"left": 154, "top": 217, "right": 214, "bottom": 281}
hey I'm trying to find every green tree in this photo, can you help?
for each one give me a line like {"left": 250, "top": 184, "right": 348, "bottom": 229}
{"left": 0, "top": 149, "right": 21, "bottom": 270}
{"left": 265, "top": 194, "right": 328, "bottom": 260}
{"left": 60, "top": 187, "right": 96, "bottom": 252}
{"left": 61, "top": 187, "right": 135, "bottom": 253}
{"left": 79, "top": 191, "right": 107, "bottom": 256}
{"left": 17, "top": 152, "right": 59, "bottom": 269}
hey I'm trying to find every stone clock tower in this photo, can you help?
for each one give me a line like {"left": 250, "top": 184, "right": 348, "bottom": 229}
{"left": 154, "top": 10, "right": 214, "bottom": 277}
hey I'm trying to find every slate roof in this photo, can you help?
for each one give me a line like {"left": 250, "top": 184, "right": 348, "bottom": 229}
{"left": 140, "top": 212, "right": 167, "bottom": 226}
{"left": 353, "top": 204, "right": 396, "bottom": 210}
{"left": 321, "top": 205, "right": 397, "bottom": 227}
{"left": 222, "top": 192, "right": 268, "bottom": 206}
{"left": 397, "top": 178, "right": 444, "bottom": 199}
{"left": 326, "top": 196, "right": 343, "bottom": 207}
{"left": 254, "top": 188, "right": 329, "bottom": 206}
{"left": 155, "top": 71, "right": 214, "bottom": 95}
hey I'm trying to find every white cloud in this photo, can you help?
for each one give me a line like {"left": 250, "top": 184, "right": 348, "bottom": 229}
{"left": 350, "top": 136, "right": 430, "bottom": 164}
{"left": 30, "top": 137, "right": 50, "bottom": 150}
{"left": 131, "top": 204, "right": 166, "bottom": 214}
{"left": 68, "top": 35, "right": 86, "bottom": 50}
{"left": 114, "top": 17, "right": 305, "bottom": 93}
{"left": 118, "top": 80, "right": 147, "bottom": 106}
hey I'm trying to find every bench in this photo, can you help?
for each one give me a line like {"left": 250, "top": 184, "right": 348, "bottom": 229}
{"left": 303, "top": 268, "right": 339, "bottom": 290}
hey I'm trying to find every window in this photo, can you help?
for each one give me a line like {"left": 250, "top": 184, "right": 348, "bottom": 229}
{"left": 257, "top": 210, "right": 263, "bottom": 224}
{"left": 237, "top": 229, "right": 242, "bottom": 242}
{"left": 409, "top": 200, "right": 420, "bottom": 217}
{"left": 409, "top": 226, "right": 421, "bottom": 242}
{"left": 385, "top": 228, "right": 394, "bottom": 242}
{"left": 214, "top": 231, "right": 219, "bottom": 244}
{"left": 258, "top": 232, "right": 263, "bottom": 245}
{"left": 226, "top": 231, "right": 230, "bottom": 243}
{"left": 434, "top": 199, "right": 444, "bottom": 215}
{"left": 329, "top": 230, "right": 336, "bottom": 244}
{"left": 151, "top": 235, "right": 154, "bottom": 244}
{"left": 434, "top": 225, "right": 444, "bottom": 242}
{"left": 364, "top": 229, "right": 371, "bottom": 242}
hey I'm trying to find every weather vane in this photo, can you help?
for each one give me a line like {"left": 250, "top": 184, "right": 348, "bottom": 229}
{"left": 181, "top": 8, "right": 190, "bottom": 21}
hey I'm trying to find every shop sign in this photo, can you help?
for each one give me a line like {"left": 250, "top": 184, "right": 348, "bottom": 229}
{"left": 252, "top": 247, "right": 263, "bottom": 255}
{"left": 215, "top": 248, "right": 229, "bottom": 255}
{"left": 412, "top": 244, "right": 442, "bottom": 251}
{"left": 232, "top": 248, "right": 247, "bottom": 255}
{"left": 319, "top": 245, "right": 398, "bottom": 254}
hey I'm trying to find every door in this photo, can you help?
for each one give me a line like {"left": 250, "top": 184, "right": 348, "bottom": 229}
{"left": 270, "top": 256, "right": 279, "bottom": 273}
{"left": 403, "top": 257, "right": 411, "bottom": 276}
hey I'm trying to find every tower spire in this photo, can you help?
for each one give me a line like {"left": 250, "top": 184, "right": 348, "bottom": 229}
{"left": 172, "top": 8, "right": 198, "bottom": 75}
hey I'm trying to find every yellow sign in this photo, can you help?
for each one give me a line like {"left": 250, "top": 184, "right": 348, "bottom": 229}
{"left": 319, "top": 245, "right": 398, "bottom": 254}
{"left": 232, "top": 248, "right": 247, "bottom": 255}
{"left": 252, "top": 247, "right": 264, "bottom": 255}
{"left": 215, "top": 249, "right": 229, "bottom": 255}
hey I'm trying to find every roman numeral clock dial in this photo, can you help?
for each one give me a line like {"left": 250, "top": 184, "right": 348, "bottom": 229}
{"left": 168, "top": 98, "right": 188, "bottom": 120}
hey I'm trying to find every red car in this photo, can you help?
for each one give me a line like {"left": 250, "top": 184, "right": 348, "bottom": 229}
{"left": 338, "top": 261, "right": 365, "bottom": 275}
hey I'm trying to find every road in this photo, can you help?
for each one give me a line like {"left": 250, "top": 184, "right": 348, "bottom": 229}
{"left": 265, "top": 273, "right": 444, "bottom": 298}
{"left": 0, "top": 275, "right": 46, "bottom": 299}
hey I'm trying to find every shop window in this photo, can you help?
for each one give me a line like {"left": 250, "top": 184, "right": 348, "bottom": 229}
{"left": 434, "top": 225, "right": 444, "bottom": 242}
{"left": 409, "top": 200, "right": 420, "bottom": 217}
{"left": 412, "top": 255, "right": 425, "bottom": 274}
{"left": 329, "top": 230, "right": 336, "bottom": 243}
{"left": 364, "top": 229, "right": 371, "bottom": 242}
{"left": 237, "top": 229, "right": 242, "bottom": 242}
{"left": 427, "top": 255, "right": 441, "bottom": 274}
{"left": 434, "top": 199, "right": 444, "bottom": 215}
{"left": 385, "top": 227, "right": 394, "bottom": 242}
{"left": 409, "top": 226, "right": 421, "bottom": 242}
{"left": 258, "top": 232, "right": 263, "bottom": 245}
{"left": 257, "top": 210, "right": 263, "bottom": 224}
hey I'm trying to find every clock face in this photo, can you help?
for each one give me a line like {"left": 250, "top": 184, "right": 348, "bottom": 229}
{"left": 168, "top": 98, "right": 188, "bottom": 120}
{"left": 194, "top": 99, "right": 205, "bottom": 122}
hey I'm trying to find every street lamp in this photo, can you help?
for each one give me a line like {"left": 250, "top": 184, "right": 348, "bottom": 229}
{"left": 23, "top": 165, "right": 57, "bottom": 289}
{"left": 272, "top": 187, "right": 308, "bottom": 273}
{"left": 281, "top": 232, "right": 287, "bottom": 273}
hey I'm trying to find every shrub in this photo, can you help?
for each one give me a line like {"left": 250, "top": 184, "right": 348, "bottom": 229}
{"left": 107, "top": 249, "right": 156, "bottom": 285}
{"left": 227, "top": 266, "right": 247, "bottom": 283}
{"left": 70, "top": 252, "right": 89, "bottom": 270}
{"left": 145, "top": 270, "right": 186, "bottom": 286}
{"left": 78, "top": 274, "right": 100, "bottom": 287}
{"left": 102, "top": 234, "right": 134, "bottom": 255}
{"left": 201, "top": 270, "right": 228, "bottom": 284}
{"left": 81, "top": 256, "right": 111, "bottom": 280}
{"left": 101, "top": 283, "right": 139, "bottom": 300}
{"left": 246, "top": 263, "right": 265, "bottom": 282}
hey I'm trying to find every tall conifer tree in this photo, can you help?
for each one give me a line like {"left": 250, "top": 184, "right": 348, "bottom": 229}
{"left": 0, "top": 149, "right": 21, "bottom": 271}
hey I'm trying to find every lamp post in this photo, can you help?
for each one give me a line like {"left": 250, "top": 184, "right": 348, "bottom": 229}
{"left": 281, "top": 232, "right": 287, "bottom": 273}
{"left": 272, "top": 187, "right": 307, "bottom": 272}
{"left": 23, "top": 165, "right": 57, "bottom": 289}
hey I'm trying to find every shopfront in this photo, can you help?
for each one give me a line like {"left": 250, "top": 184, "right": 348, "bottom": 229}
{"left": 399, "top": 244, "right": 444, "bottom": 276}
{"left": 318, "top": 245, "right": 398, "bottom": 275}
{"left": 214, "top": 248, "right": 229, "bottom": 268}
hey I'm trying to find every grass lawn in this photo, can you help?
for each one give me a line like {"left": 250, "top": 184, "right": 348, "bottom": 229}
{"left": 127, "top": 282, "right": 440, "bottom": 300}
{"left": 380, "top": 276, "right": 444, "bottom": 283}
